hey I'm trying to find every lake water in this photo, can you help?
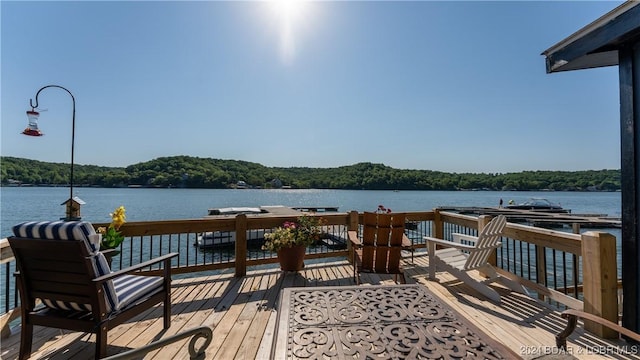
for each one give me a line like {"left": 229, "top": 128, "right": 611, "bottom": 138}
{"left": 0, "top": 187, "right": 621, "bottom": 238}
{"left": 0, "top": 187, "right": 623, "bottom": 313}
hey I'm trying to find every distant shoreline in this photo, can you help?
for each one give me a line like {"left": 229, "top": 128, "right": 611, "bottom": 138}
{"left": 2, "top": 156, "right": 622, "bottom": 192}
{"left": 0, "top": 183, "right": 621, "bottom": 192}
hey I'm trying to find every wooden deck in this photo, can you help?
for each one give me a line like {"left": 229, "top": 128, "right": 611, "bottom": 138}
{"left": 2, "top": 252, "right": 638, "bottom": 360}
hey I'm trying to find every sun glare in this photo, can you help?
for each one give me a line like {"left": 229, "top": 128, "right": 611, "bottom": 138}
{"left": 268, "top": 0, "right": 311, "bottom": 65}
{"left": 271, "top": 0, "right": 306, "bottom": 23}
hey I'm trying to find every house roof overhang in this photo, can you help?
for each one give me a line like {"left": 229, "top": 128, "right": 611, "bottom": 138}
{"left": 542, "top": 1, "right": 640, "bottom": 73}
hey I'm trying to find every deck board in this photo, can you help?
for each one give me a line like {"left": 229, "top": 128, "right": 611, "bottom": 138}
{"left": 235, "top": 273, "right": 280, "bottom": 360}
{"left": 2, "top": 254, "right": 638, "bottom": 360}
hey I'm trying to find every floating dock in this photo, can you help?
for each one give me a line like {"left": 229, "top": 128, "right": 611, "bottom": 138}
{"left": 439, "top": 206, "right": 621, "bottom": 229}
{"left": 292, "top": 206, "right": 340, "bottom": 213}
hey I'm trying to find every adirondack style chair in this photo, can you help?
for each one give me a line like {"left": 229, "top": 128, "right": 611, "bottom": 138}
{"left": 348, "top": 212, "right": 412, "bottom": 284}
{"left": 9, "top": 221, "right": 178, "bottom": 360}
{"left": 424, "top": 215, "right": 507, "bottom": 302}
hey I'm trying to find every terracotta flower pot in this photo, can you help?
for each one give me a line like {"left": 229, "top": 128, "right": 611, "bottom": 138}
{"left": 276, "top": 245, "right": 306, "bottom": 271}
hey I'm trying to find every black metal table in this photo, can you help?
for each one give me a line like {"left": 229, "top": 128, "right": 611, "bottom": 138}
{"left": 272, "top": 284, "right": 520, "bottom": 359}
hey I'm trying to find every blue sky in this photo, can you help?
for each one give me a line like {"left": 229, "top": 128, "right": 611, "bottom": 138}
{"left": 1, "top": 1, "right": 624, "bottom": 173}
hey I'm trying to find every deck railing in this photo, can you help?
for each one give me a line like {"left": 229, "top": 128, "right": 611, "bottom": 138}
{"left": 0, "top": 209, "right": 619, "bottom": 339}
{"left": 433, "top": 209, "right": 618, "bottom": 338}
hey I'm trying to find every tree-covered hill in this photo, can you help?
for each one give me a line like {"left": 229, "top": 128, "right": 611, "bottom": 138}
{"left": 0, "top": 156, "right": 621, "bottom": 191}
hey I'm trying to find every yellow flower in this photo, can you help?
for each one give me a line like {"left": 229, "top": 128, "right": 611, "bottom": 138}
{"left": 100, "top": 206, "right": 127, "bottom": 249}
{"left": 110, "top": 206, "right": 126, "bottom": 230}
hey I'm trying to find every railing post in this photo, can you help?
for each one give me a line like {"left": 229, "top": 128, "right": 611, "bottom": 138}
{"left": 572, "top": 223, "right": 581, "bottom": 234}
{"left": 581, "top": 231, "right": 618, "bottom": 338}
{"left": 347, "top": 211, "right": 359, "bottom": 264}
{"left": 235, "top": 214, "right": 247, "bottom": 278}
{"left": 433, "top": 208, "right": 443, "bottom": 240}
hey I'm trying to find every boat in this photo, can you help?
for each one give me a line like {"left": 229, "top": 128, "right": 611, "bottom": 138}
{"left": 506, "top": 198, "right": 570, "bottom": 213}
{"left": 196, "top": 228, "right": 271, "bottom": 248}
{"left": 195, "top": 206, "right": 287, "bottom": 248}
{"left": 195, "top": 205, "right": 340, "bottom": 249}
{"left": 206, "top": 207, "right": 266, "bottom": 216}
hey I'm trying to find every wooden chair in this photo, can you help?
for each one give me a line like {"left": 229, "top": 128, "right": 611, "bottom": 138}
{"left": 424, "top": 215, "right": 509, "bottom": 302}
{"left": 348, "top": 212, "right": 412, "bottom": 284}
{"left": 9, "top": 221, "right": 178, "bottom": 359}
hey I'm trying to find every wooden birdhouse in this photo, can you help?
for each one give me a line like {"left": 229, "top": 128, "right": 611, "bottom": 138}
{"left": 61, "top": 196, "right": 85, "bottom": 221}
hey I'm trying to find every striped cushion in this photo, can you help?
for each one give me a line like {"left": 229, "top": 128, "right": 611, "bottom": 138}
{"left": 113, "top": 274, "right": 164, "bottom": 311}
{"left": 40, "top": 256, "right": 157, "bottom": 314}
{"left": 92, "top": 252, "right": 118, "bottom": 312}
{"left": 42, "top": 299, "right": 91, "bottom": 312}
{"left": 12, "top": 220, "right": 100, "bottom": 253}
{"left": 12, "top": 221, "right": 118, "bottom": 313}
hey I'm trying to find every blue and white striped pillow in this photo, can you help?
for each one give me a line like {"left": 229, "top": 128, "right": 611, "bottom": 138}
{"left": 12, "top": 220, "right": 100, "bottom": 253}
{"left": 12, "top": 221, "right": 118, "bottom": 313}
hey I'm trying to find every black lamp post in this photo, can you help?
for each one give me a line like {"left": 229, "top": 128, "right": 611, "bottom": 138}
{"left": 23, "top": 84, "right": 80, "bottom": 221}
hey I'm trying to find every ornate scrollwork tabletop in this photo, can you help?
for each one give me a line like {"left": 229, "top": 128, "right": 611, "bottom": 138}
{"left": 273, "top": 284, "right": 520, "bottom": 359}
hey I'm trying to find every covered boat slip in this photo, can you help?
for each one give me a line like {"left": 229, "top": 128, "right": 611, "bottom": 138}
{"left": 2, "top": 254, "right": 637, "bottom": 360}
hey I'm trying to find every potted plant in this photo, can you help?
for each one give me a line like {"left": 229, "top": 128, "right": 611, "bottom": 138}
{"left": 262, "top": 215, "right": 325, "bottom": 271}
{"left": 96, "top": 205, "right": 127, "bottom": 250}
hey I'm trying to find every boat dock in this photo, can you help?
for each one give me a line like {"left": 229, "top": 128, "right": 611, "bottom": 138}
{"left": 440, "top": 206, "right": 621, "bottom": 229}
{"left": 205, "top": 205, "right": 341, "bottom": 218}
{"left": 292, "top": 206, "right": 340, "bottom": 212}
